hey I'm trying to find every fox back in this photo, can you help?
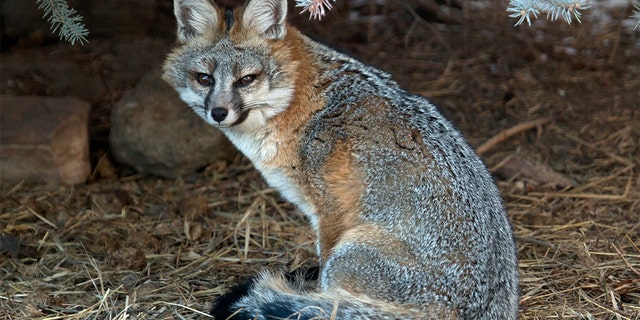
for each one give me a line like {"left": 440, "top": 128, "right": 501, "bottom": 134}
{"left": 163, "top": 0, "right": 519, "bottom": 319}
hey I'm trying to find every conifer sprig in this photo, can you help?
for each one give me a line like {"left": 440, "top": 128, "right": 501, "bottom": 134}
{"left": 507, "top": 0, "right": 590, "bottom": 26}
{"left": 37, "top": 0, "right": 89, "bottom": 45}
{"left": 295, "top": 0, "right": 335, "bottom": 20}
{"left": 633, "top": 3, "right": 640, "bottom": 30}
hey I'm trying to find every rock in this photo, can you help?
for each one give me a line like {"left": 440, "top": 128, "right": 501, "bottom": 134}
{"left": 0, "top": 95, "right": 91, "bottom": 185}
{"left": 0, "top": 38, "right": 169, "bottom": 104}
{"left": 109, "top": 71, "right": 236, "bottom": 178}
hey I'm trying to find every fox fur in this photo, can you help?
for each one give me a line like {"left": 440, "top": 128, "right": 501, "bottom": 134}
{"left": 163, "top": 0, "right": 520, "bottom": 319}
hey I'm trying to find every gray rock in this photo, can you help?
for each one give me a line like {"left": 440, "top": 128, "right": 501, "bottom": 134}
{"left": 109, "top": 71, "right": 236, "bottom": 178}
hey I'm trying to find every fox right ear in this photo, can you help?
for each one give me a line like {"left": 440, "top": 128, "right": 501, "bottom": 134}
{"left": 242, "top": 0, "right": 288, "bottom": 40}
{"left": 174, "top": 0, "right": 220, "bottom": 43}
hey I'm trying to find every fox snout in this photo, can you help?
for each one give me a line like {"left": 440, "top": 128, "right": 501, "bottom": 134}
{"left": 210, "top": 107, "right": 228, "bottom": 123}
{"left": 204, "top": 90, "right": 239, "bottom": 126}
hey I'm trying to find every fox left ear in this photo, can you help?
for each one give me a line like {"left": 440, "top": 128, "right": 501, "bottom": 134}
{"left": 242, "top": 0, "right": 288, "bottom": 40}
{"left": 174, "top": 0, "right": 221, "bottom": 43}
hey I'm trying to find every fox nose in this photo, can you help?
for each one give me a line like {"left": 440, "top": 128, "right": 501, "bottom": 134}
{"left": 211, "top": 108, "right": 228, "bottom": 122}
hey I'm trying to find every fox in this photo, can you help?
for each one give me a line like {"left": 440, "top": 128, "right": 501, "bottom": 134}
{"left": 162, "top": 0, "right": 520, "bottom": 319}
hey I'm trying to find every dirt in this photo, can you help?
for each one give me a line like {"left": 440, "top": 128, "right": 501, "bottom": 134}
{"left": 1, "top": 1, "right": 638, "bottom": 319}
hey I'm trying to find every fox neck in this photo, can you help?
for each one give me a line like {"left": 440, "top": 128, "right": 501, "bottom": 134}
{"left": 219, "top": 28, "right": 325, "bottom": 236}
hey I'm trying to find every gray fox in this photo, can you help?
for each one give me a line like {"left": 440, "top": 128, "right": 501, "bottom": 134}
{"left": 162, "top": 0, "right": 519, "bottom": 318}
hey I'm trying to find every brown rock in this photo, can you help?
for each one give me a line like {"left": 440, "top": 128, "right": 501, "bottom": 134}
{"left": 0, "top": 95, "right": 91, "bottom": 184}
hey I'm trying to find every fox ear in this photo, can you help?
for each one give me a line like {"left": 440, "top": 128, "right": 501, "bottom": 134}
{"left": 242, "top": 0, "right": 288, "bottom": 40}
{"left": 174, "top": 0, "right": 220, "bottom": 43}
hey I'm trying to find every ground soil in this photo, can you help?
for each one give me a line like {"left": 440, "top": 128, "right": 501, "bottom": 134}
{"left": 1, "top": 1, "right": 639, "bottom": 319}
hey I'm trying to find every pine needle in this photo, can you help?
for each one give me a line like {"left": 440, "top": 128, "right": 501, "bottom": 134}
{"left": 36, "top": 0, "right": 89, "bottom": 45}
{"left": 507, "top": 0, "right": 590, "bottom": 26}
{"left": 295, "top": 0, "right": 336, "bottom": 20}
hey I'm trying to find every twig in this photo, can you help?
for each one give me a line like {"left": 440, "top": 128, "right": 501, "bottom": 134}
{"left": 160, "top": 302, "right": 214, "bottom": 318}
{"left": 528, "top": 172, "right": 634, "bottom": 200}
{"left": 476, "top": 118, "right": 551, "bottom": 155}
{"left": 1, "top": 181, "right": 25, "bottom": 198}
{"left": 612, "top": 243, "right": 640, "bottom": 277}
{"left": 514, "top": 235, "right": 556, "bottom": 249}
{"left": 577, "top": 289, "right": 631, "bottom": 320}
{"left": 551, "top": 126, "right": 634, "bottom": 166}
{"left": 27, "top": 206, "right": 57, "bottom": 229}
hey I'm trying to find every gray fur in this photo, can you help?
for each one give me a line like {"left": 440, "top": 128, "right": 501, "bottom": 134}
{"left": 163, "top": 0, "right": 519, "bottom": 319}
{"left": 307, "top": 38, "right": 518, "bottom": 317}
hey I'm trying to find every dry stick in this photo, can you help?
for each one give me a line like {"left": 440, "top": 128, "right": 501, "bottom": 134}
{"left": 476, "top": 118, "right": 551, "bottom": 155}
{"left": 402, "top": 3, "right": 453, "bottom": 54}
{"left": 235, "top": 198, "right": 261, "bottom": 261}
{"left": 626, "top": 228, "right": 640, "bottom": 252}
{"left": 552, "top": 126, "right": 634, "bottom": 166}
{"left": 514, "top": 235, "right": 556, "bottom": 249}
{"left": 570, "top": 164, "right": 635, "bottom": 194}
{"left": 612, "top": 243, "right": 640, "bottom": 277}
{"left": 528, "top": 171, "right": 635, "bottom": 200}
{"left": 578, "top": 289, "right": 631, "bottom": 320}
{"left": 1, "top": 180, "right": 24, "bottom": 198}
{"left": 160, "top": 301, "right": 213, "bottom": 318}
{"left": 27, "top": 206, "right": 57, "bottom": 228}
{"left": 366, "top": 0, "right": 376, "bottom": 44}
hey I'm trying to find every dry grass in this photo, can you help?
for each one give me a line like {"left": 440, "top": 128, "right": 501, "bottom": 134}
{"left": 1, "top": 161, "right": 319, "bottom": 319}
{"left": 1, "top": 1, "right": 639, "bottom": 319}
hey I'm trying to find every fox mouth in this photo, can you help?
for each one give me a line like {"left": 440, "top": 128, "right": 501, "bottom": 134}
{"left": 212, "top": 109, "right": 250, "bottom": 128}
{"left": 233, "top": 110, "right": 251, "bottom": 125}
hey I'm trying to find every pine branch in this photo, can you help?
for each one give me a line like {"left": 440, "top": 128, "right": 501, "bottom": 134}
{"left": 507, "top": 0, "right": 590, "bottom": 26}
{"left": 36, "top": 0, "right": 89, "bottom": 45}
{"left": 295, "top": 0, "right": 336, "bottom": 20}
{"left": 295, "top": 0, "right": 635, "bottom": 30}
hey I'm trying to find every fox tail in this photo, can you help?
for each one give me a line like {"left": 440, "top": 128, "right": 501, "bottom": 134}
{"left": 211, "top": 270, "right": 456, "bottom": 320}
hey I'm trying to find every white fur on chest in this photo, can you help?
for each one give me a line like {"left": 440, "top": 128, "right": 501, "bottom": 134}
{"left": 222, "top": 128, "right": 318, "bottom": 228}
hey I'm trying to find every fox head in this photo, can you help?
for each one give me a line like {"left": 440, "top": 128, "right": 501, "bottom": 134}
{"left": 163, "top": 0, "right": 297, "bottom": 130}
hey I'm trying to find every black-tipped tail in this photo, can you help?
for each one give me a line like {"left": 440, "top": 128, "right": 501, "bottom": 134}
{"left": 211, "top": 267, "right": 320, "bottom": 319}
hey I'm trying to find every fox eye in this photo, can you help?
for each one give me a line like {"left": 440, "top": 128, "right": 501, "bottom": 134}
{"left": 196, "top": 73, "right": 213, "bottom": 86}
{"left": 236, "top": 74, "right": 256, "bottom": 88}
